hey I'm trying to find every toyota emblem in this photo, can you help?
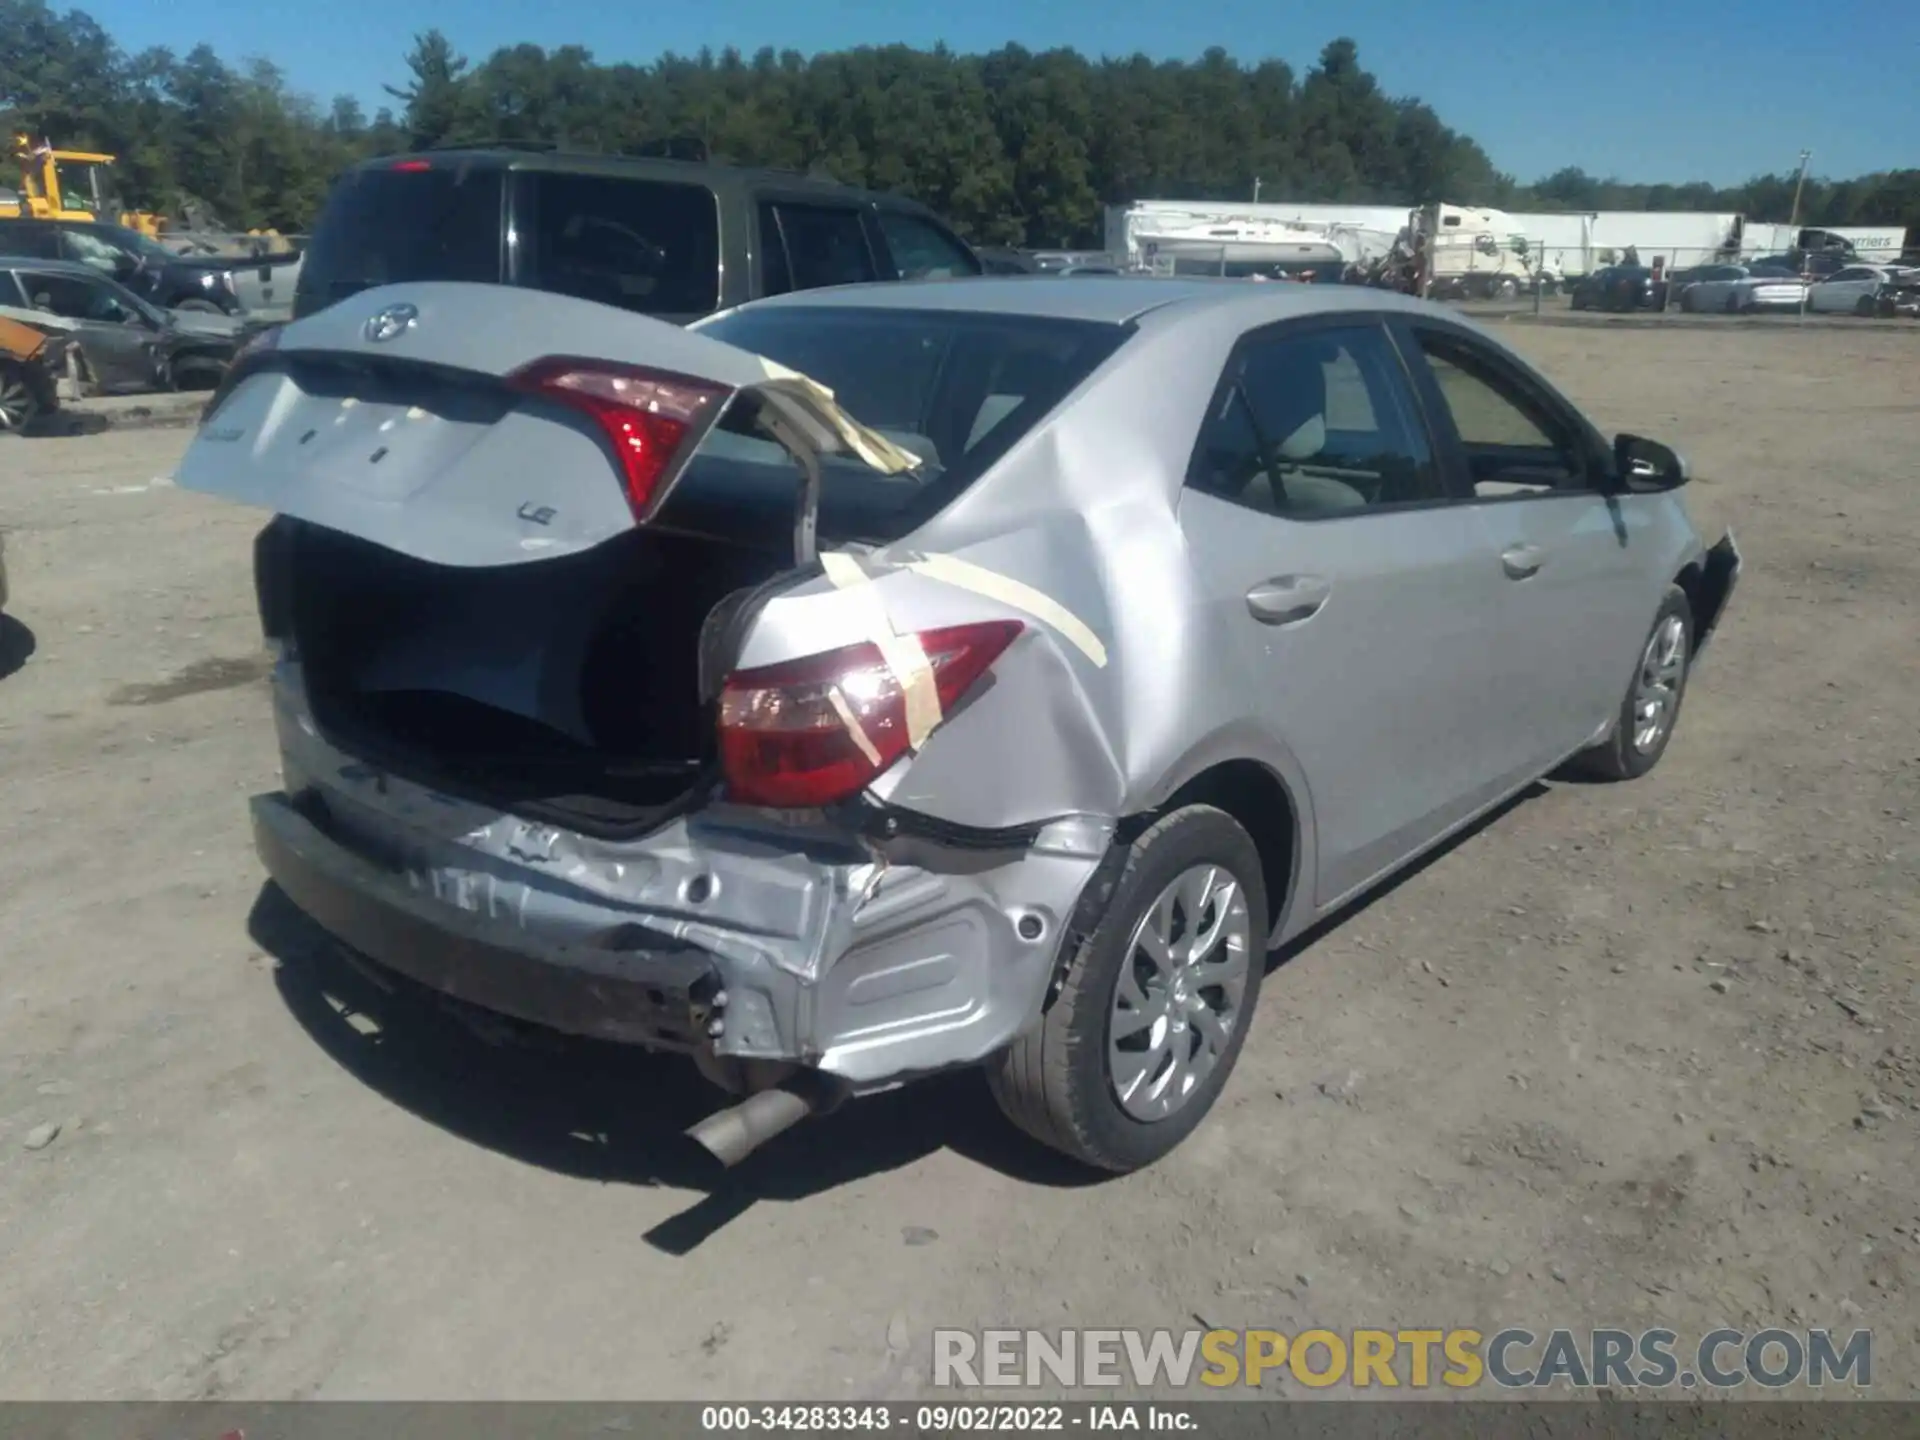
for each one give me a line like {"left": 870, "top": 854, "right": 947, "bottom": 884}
{"left": 364, "top": 302, "right": 419, "bottom": 343}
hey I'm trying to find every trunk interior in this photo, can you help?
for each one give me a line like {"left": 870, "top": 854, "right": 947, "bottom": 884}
{"left": 274, "top": 520, "right": 792, "bottom": 836}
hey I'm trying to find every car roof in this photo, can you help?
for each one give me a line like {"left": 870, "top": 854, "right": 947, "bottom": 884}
{"left": 346, "top": 147, "right": 938, "bottom": 213}
{"left": 722, "top": 274, "right": 1470, "bottom": 330}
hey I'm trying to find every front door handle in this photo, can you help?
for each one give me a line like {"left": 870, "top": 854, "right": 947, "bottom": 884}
{"left": 1246, "top": 574, "right": 1330, "bottom": 625}
{"left": 1500, "top": 544, "right": 1545, "bottom": 579}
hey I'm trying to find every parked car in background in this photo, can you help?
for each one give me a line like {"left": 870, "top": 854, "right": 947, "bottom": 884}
{"left": 0, "top": 256, "right": 251, "bottom": 393}
{"left": 1569, "top": 265, "right": 1665, "bottom": 312}
{"left": 0, "top": 216, "right": 296, "bottom": 316}
{"left": 1746, "top": 251, "right": 1850, "bottom": 281}
{"left": 1874, "top": 268, "right": 1920, "bottom": 317}
{"left": 1805, "top": 264, "right": 1906, "bottom": 316}
{"left": 976, "top": 247, "right": 1041, "bottom": 275}
{"left": 176, "top": 277, "right": 1738, "bottom": 1174}
{"left": 0, "top": 311, "right": 66, "bottom": 434}
{"left": 1677, "top": 264, "right": 1808, "bottom": 313}
{"left": 291, "top": 145, "right": 983, "bottom": 324}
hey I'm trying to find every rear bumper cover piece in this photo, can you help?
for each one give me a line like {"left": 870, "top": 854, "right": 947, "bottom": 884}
{"left": 255, "top": 792, "right": 725, "bottom": 1049}
{"left": 259, "top": 663, "right": 1111, "bottom": 1087}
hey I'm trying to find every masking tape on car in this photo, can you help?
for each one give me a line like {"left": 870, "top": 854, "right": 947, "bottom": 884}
{"left": 904, "top": 551, "right": 1109, "bottom": 668}
{"left": 827, "top": 686, "right": 885, "bottom": 767}
{"left": 819, "top": 550, "right": 942, "bottom": 750}
{"left": 754, "top": 358, "right": 924, "bottom": 475}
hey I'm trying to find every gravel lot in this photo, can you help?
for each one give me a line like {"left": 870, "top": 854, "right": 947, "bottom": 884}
{"left": 1, "top": 321, "right": 1915, "bottom": 1401}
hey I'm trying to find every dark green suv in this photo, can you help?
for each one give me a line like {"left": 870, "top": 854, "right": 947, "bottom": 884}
{"left": 291, "top": 144, "right": 984, "bottom": 323}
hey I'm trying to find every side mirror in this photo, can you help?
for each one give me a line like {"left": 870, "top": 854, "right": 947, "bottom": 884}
{"left": 1614, "top": 434, "right": 1689, "bottom": 492}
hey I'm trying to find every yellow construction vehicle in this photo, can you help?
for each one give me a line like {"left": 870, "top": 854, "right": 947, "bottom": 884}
{"left": 2, "top": 132, "right": 169, "bottom": 237}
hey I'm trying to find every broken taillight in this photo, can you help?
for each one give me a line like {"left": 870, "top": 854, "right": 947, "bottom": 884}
{"left": 718, "top": 622, "right": 1024, "bottom": 808}
{"left": 505, "top": 357, "right": 730, "bottom": 521}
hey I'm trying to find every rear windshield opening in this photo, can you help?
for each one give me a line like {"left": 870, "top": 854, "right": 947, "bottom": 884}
{"left": 295, "top": 164, "right": 504, "bottom": 313}
{"left": 667, "top": 306, "right": 1130, "bottom": 544}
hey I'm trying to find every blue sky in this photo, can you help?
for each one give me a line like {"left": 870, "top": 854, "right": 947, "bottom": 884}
{"left": 81, "top": 0, "right": 1918, "bottom": 187}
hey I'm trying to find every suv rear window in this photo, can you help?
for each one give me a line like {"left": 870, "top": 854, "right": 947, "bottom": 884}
{"left": 295, "top": 165, "right": 504, "bottom": 315}
{"left": 517, "top": 172, "right": 720, "bottom": 317}
{"left": 672, "top": 306, "right": 1129, "bottom": 543}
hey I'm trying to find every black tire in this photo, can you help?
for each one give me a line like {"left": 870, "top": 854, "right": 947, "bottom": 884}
{"left": 987, "top": 805, "right": 1268, "bottom": 1173}
{"left": 0, "top": 359, "right": 41, "bottom": 436}
{"left": 1493, "top": 276, "right": 1518, "bottom": 300}
{"left": 172, "top": 297, "right": 224, "bottom": 314}
{"left": 1679, "top": 288, "right": 1696, "bottom": 312}
{"left": 1566, "top": 585, "right": 1694, "bottom": 783}
{"left": 1854, "top": 296, "right": 1876, "bottom": 317}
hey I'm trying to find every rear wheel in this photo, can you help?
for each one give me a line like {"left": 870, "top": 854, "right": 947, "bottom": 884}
{"left": 172, "top": 297, "right": 224, "bottom": 315}
{"left": 1855, "top": 296, "right": 1876, "bottom": 317}
{"left": 1567, "top": 586, "right": 1693, "bottom": 782}
{"left": 0, "top": 360, "right": 40, "bottom": 436}
{"left": 1492, "top": 276, "right": 1518, "bottom": 300}
{"left": 987, "top": 805, "right": 1267, "bottom": 1173}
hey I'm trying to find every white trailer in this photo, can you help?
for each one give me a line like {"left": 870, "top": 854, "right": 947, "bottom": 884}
{"left": 1814, "top": 225, "right": 1907, "bottom": 262}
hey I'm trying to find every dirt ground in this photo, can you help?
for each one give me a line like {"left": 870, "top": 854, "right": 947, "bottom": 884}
{"left": 1, "top": 321, "right": 1915, "bottom": 1402}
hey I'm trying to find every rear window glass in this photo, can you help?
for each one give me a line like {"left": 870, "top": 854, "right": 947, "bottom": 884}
{"left": 676, "top": 306, "right": 1129, "bottom": 542}
{"left": 519, "top": 172, "right": 719, "bottom": 316}
{"left": 295, "top": 165, "right": 503, "bottom": 313}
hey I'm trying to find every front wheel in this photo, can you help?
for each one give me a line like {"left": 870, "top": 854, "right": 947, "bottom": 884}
{"left": 987, "top": 805, "right": 1268, "bottom": 1173}
{"left": 0, "top": 360, "right": 42, "bottom": 436}
{"left": 1566, "top": 586, "right": 1694, "bottom": 782}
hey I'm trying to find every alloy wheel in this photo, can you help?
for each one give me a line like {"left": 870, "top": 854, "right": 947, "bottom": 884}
{"left": 1108, "top": 863, "right": 1254, "bottom": 1122}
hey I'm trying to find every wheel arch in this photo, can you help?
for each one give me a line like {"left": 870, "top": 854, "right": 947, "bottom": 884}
{"left": 1128, "top": 756, "right": 1305, "bottom": 945}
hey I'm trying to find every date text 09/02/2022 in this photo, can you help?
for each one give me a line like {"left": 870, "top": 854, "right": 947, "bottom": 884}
{"left": 701, "top": 1405, "right": 1193, "bottom": 1431}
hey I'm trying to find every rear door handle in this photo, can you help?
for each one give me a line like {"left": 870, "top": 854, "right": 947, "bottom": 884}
{"left": 1500, "top": 544, "right": 1545, "bottom": 579}
{"left": 1246, "top": 574, "right": 1330, "bottom": 625}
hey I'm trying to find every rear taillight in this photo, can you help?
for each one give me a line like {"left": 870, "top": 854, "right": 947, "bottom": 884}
{"left": 718, "top": 621, "right": 1024, "bottom": 808}
{"left": 506, "top": 357, "right": 729, "bottom": 521}
{"left": 390, "top": 158, "right": 432, "bottom": 172}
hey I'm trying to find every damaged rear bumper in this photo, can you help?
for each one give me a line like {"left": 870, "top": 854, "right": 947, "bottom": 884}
{"left": 255, "top": 792, "right": 727, "bottom": 1048}
{"left": 260, "top": 664, "right": 1112, "bottom": 1088}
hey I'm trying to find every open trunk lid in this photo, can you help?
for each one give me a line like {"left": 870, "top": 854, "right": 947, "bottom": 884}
{"left": 178, "top": 281, "right": 923, "bottom": 570}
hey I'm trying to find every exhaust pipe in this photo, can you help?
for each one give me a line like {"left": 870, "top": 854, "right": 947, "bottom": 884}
{"left": 686, "top": 1080, "right": 822, "bottom": 1168}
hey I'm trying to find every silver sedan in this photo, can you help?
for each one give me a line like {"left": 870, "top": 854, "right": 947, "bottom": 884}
{"left": 176, "top": 277, "right": 1740, "bottom": 1173}
{"left": 1680, "top": 264, "right": 1808, "bottom": 313}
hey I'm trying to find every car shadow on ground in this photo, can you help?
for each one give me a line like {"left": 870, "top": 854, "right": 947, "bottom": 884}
{"left": 0, "top": 614, "right": 36, "bottom": 680}
{"left": 248, "top": 780, "right": 1552, "bottom": 1251}
{"left": 248, "top": 883, "right": 1103, "bottom": 1253}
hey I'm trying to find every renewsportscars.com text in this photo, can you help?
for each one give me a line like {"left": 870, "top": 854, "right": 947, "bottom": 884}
{"left": 933, "top": 1327, "right": 1872, "bottom": 1390}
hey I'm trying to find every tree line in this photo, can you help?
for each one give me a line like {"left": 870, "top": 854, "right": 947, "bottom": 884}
{"left": 3, "top": 0, "right": 1916, "bottom": 245}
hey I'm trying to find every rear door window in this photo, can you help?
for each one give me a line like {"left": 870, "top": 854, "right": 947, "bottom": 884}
{"left": 295, "top": 164, "right": 504, "bottom": 313}
{"left": 519, "top": 172, "right": 720, "bottom": 317}
{"left": 0, "top": 222, "right": 59, "bottom": 258}
{"left": 762, "top": 203, "right": 878, "bottom": 293}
